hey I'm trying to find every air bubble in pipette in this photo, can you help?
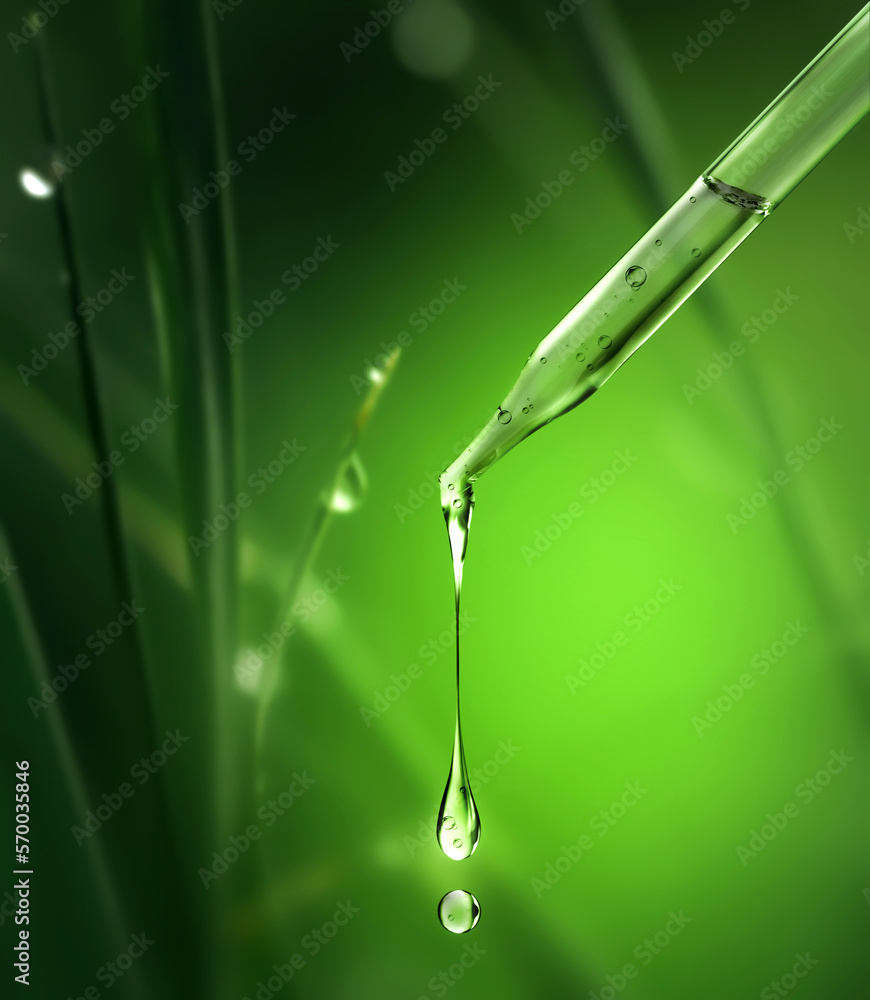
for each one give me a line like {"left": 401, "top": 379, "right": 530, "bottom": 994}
{"left": 625, "top": 266, "right": 646, "bottom": 289}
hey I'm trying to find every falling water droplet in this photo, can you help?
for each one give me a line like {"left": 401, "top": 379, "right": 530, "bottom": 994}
{"left": 691, "top": 247, "right": 701, "bottom": 257}
{"left": 624, "top": 266, "right": 647, "bottom": 290}
{"left": 326, "top": 452, "right": 367, "bottom": 513}
{"left": 438, "top": 890, "right": 481, "bottom": 934}
{"left": 19, "top": 166, "right": 56, "bottom": 199}
{"left": 598, "top": 335, "right": 612, "bottom": 349}
{"left": 497, "top": 408, "right": 511, "bottom": 425}
{"left": 437, "top": 485, "right": 480, "bottom": 863}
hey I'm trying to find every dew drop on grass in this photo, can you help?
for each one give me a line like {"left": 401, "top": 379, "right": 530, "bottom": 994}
{"left": 438, "top": 890, "right": 481, "bottom": 934}
{"left": 576, "top": 352, "right": 585, "bottom": 362}
{"left": 19, "top": 167, "right": 55, "bottom": 199}
{"left": 624, "top": 266, "right": 646, "bottom": 289}
{"left": 452, "top": 498, "right": 462, "bottom": 508}
{"left": 327, "top": 452, "right": 367, "bottom": 513}
{"left": 691, "top": 247, "right": 701, "bottom": 257}
{"left": 497, "top": 408, "right": 511, "bottom": 424}
{"left": 598, "top": 335, "right": 612, "bottom": 349}
{"left": 690, "top": 196, "right": 696, "bottom": 203}
{"left": 539, "top": 357, "right": 547, "bottom": 363}
{"left": 655, "top": 239, "right": 662, "bottom": 246}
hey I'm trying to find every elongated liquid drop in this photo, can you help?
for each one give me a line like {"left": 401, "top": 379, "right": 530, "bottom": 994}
{"left": 436, "top": 483, "right": 480, "bottom": 861}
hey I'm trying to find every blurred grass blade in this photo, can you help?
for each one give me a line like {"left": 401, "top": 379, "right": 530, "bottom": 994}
{"left": 0, "top": 525, "right": 147, "bottom": 1000}
{"left": 253, "top": 347, "right": 401, "bottom": 746}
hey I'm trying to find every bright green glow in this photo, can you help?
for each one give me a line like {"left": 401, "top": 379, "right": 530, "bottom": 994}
{"left": 3, "top": 0, "right": 866, "bottom": 997}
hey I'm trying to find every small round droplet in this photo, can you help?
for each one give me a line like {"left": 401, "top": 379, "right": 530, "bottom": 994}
{"left": 655, "top": 239, "right": 662, "bottom": 246}
{"left": 689, "top": 196, "right": 696, "bottom": 203}
{"left": 497, "top": 408, "right": 511, "bottom": 425}
{"left": 438, "top": 890, "right": 481, "bottom": 935}
{"left": 575, "top": 352, "right": 585, "bottom": 362}
{"left": 522, "top": 406, "right": 529, "bottom": 414}
{"left": 598, "top": 335, "right": 612, "bottom": 349}
{"left": 586, "top": 364, "right": 594, "bottom": 372}
{"left": 691, "top": 247, "right": 701, "bottom": 257}
{"left": 443, "top": 816, "right": 456, "bottom": 831}
{"left": 448, "top": 484, "right": 454, "bottom": 491}
{"left": 624, "top": 266, "right": 647, "bottom": 290}
{"left": 453, "top": 838, "right": 462, "bottom": 848}
{"left": 539, "top": 357, "right": 547, "bottom": 364}
{"left": 452, "top": 498, "right": 462, "bottom": 508}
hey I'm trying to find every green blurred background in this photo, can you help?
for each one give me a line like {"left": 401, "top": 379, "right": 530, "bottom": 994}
{"left": 1, "top": 1, "right": 868, "bottom": 998}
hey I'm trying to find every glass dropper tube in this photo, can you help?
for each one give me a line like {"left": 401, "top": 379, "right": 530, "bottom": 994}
{"left": 710, "top": 5, "right": 869, "bottom": 206}
{"left": 441, "top": 5, "right": 869, "bottom": 512}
